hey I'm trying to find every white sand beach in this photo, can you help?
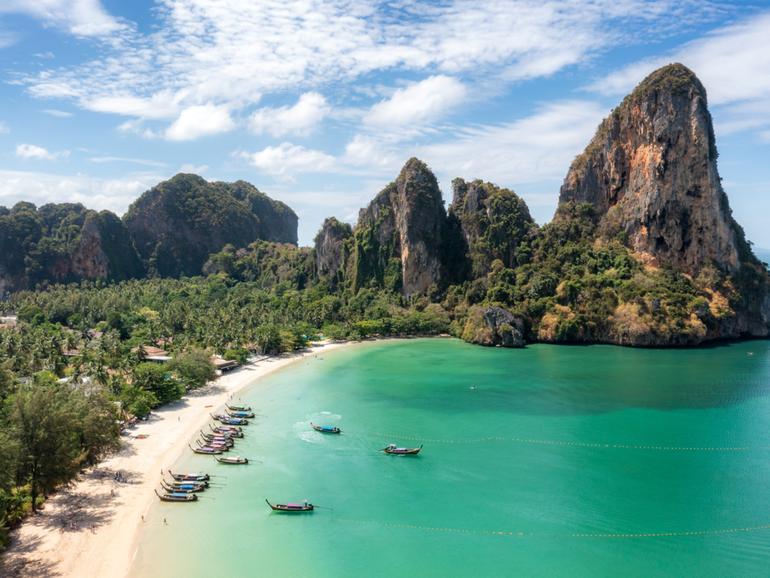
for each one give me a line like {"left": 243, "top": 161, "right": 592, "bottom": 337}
{"left": 0, "top": 340, "right": 352, "bottom": 578}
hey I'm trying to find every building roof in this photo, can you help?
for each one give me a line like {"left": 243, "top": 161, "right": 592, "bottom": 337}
{"left": 133, "top": 345, "right": 170, "bottom": 357}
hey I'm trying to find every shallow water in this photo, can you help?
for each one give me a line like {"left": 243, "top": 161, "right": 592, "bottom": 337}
{"left": 129, "top": 338, "right": 770, "bottom": 577}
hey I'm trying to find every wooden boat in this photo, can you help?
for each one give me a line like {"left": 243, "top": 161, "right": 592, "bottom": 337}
{"left": 311, "top": 423, "right": 341, "bottom": 434}
{"left": 196, "top": 439, "right": 229, "bottom": 452}
{"left": 189, "top": 443, "right": 222, "bottom": 455}
{"left": 201, "top": 436, "right": 235, "bottom": 448}
{"left": 155, "top": 489, "right": 197, "bottom": 502}
{"left": 382, "top": 443, "right": 423, "bottom": 455}
{"left": 168, "top": 470, "right": 209, "bottom": 482}
{"left": 202, "top": 429, "right": 238, "bottom": 440}
{"left": 265, "top": 499, "right": 313, "bottom": 512}
{"left": 211, "top": 414, "right": 249, "bottom": 426}
{"left": 210, "top": 426, "right": 243, "bottom": 438}
{"left": 199, "top": 434, "right": 234, "bottom": 446}
{"left": 164, "top": 477, "right": 209, "bottom": 488}
{"left": 215, "top": 456, "right": 249, "bottom": 465}
{"left": 226, "top": 404, "right": 251, "bottom": 412}
{"left": 226, "top": 410, "right": 255, "bottom": 418}
{"left": 161, "top": 481, "right": 206, "bottom": 493}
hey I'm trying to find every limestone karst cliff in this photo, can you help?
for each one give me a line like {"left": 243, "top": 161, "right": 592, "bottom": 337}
{"left": 352, "top": 158, "right": 449, "bottom": 296}
{"left": 314, "top": 217, "right": 352, "bottom": 285}
{"left": 124, "top": 174, "right": 297, "bottom": 277}
{"left": 558, "top": 63, "right": 741, "bottom": 275}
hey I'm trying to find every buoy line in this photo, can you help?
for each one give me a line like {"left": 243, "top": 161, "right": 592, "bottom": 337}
{"left": 356, "top": 432, "right": 770, "bottom": 452}
{"left": 338, "top": 518, "right": 770, "bottom": 539}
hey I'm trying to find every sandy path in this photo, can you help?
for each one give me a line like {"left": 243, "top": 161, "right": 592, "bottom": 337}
{"left": 1, "top": 340, "right": 352, "bottom": 578}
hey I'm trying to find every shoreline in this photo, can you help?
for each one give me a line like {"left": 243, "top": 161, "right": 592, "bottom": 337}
{"left": 0, "top": 339, "right": 356, "bottom": 578}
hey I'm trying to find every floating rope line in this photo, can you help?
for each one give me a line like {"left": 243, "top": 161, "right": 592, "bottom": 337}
{"left": 338, "top": 518, "right": 770, "bottom": 539}
{"left": 357, "top": 432, "right": 770, "bottom": 452}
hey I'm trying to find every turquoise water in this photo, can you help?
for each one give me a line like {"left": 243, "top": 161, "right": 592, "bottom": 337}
{"left": 129, "top": 338, "right": 770, "bottom": 577}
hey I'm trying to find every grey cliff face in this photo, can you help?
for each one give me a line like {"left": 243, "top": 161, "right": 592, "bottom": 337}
{"left": 353, "top": 158, "right": 447, "bottom": 296}
{"left": 558, "top": 63, "right": 740, "bottom": 275}
{"left": 314, "top": 217, "right": 352, "bottom": 283}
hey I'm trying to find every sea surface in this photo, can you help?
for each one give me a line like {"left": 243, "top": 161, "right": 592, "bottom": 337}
{"left": 129, "top": 338, "right": 770, "bottom": 577}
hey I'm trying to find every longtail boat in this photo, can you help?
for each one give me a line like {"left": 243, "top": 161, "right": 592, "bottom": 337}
{"left": 311, "top": 423, "right": 341, "bottom": 434}
{"left": 226, "top": 410, "right": 255, "bottom": 418}
{"left": 201, "top": 434, "right": 235, "bottom": 448}
{"left": 164, "top": 477, "right": 209, "bottom": 488}
{"left": 211, "top": 414, "right": 248, "bottom": 426}
{"left": 161, "top": 481, "right": 206, "bottom": 493}
{"left": 265, "top": 499, "right": 314, "bottom": 512}
{"left": 168, "top": 470, "right": 209, "bottom": 482}
{"left": 226, "top": 404, "right": 251, "bottom": 412}
{"left": 155, "top": 489, "right": 197, "bottom": 502}
{"left": 196, "top": 439, "right": 229, "bottom": 452}
{"left": 209, "top": 424, "right": 243, "bottom": 435}
{"left": 382, "top": 443, "right": 423, "bottom": 455}
{"left": 216, "top": 456, "right": 249, "bottom": 465}
{"left": 201, "top": 429, "right": 238, "bottom": 440}
{"left": 199, "top": 435, "right": 234, "bottom": 446}
{"left": 189, "top": 443, "right": 223, "bottom": 455}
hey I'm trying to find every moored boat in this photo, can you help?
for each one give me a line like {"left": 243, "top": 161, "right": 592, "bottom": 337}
{"left": 216, "top": 455, "right": 249, "bottom": 465}
{"left": 311, "top": 423, "right": 341, "bottom": 434}
{"left": 190, "top": 443, "right": 223, "bottom": 455}
{"left": 210, "top": 425, "right": 243, "bottom": 437}
{"left": 164, "top": 477, "right": 209, "bottom": 488}
{"left": 168, "top": 470, "right": 209, "bottom": 482}
{"left": 199, "top": 434, "right": 234, "bottom": 446}
{"left": 155, "top": 489, "right": 197, "bottom": 502}
{"left": 161, "top": 481, "right": 206, "bottom": 493}
{"left": 211, "top": 414, "right": 248, "bottom": 425}
{"left": 196, "top": 439, "right": 229, "bottom": 451}
{"left": 226, "top": 410, "right": 255, "bottom": 418}
{"left": 265, "top": 499, "right": 314, "bottom": 512}
{"left": 226, "top": 404, "right": 252, "bottom": 412}
{"left": 382, "top": 443, "right": 423, "bottom": 455}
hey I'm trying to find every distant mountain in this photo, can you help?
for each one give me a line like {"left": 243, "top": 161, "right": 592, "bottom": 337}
{"left": 0, "top": 174, "right": 297, "bottom": 292}
{"left": 124, "top": 174, "right": 296, "bottom": 277}
{"left": 0, "top": 202, "right": 143, "bottom": 295}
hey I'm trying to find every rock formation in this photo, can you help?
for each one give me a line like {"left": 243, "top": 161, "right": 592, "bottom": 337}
{"left": 0, "top": 202, "right": 142, "bottom": 292}
{"left": 314, "top": 217, "right": 352, "bottom": 284}
{"left": 461, "top": 305, "right": 525, "bottom": 347}
{"left": 124, "top": 174, "right": 297, "bottom": 277}
{"left": 558, "top": 63, "right": 740, "bottom": 275}
{"left": 449, "top": 179, "right": 536, "bottom": 277}
{"left": 352, "top": 158, "right": 448, "bottom": 296}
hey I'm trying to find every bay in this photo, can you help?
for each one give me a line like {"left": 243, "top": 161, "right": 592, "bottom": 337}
{"left": 129, "top": 337, "right": 770, "bottom": 577}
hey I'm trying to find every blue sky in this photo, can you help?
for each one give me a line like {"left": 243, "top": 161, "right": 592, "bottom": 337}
{"left": 0, "top": 1, "right": 769, "bottom": 248}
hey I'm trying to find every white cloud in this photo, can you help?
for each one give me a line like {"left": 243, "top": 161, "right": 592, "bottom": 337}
{"left": 18, "top": 0, "right": 721, "bottom": 133}
{"left": 15, "top": 143, "right": 69, "bottom": 161}
{"left": 165, "top": 105, "right": 235, "bottom": 141}
{"left": 239, "top": 143, "right": 335, "bottom": 180}
{"left": 0, "top": 121, "right": 8, "bottom": 134}
{"left": 87, "top": 156, "right": 167, "bottom": 168}
{"left": 179, "top": 163, "right": 209, "bottom": 174}
{"left": 418, "top": 101, "right": 608, "bottom": 185}
{"left": 586, "top": 11, "right": 770, "bottom": 138}
{"left": 249, "top": 92, "right": 330, "bottom": 137}
{"left": 42, "top": 109, "right": 73, "bottom": 118}
{"left": 0, "top": 170, "right": 159, "bottom": 215}
{"left": 0, "top": 0, "right": 123, "bottom": 37}
{"left": 364, "top": 76, "right": 467, "bottom": 128}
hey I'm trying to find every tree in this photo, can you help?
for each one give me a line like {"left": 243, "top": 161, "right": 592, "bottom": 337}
{"left": 6, "top": 380, "right": 81, "bottom": 512}
{"left": 131, "top": 363, "right": 183, "bottom": 405}
{"left": 168, "top": 349, "right": 215, "bottom": 390}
